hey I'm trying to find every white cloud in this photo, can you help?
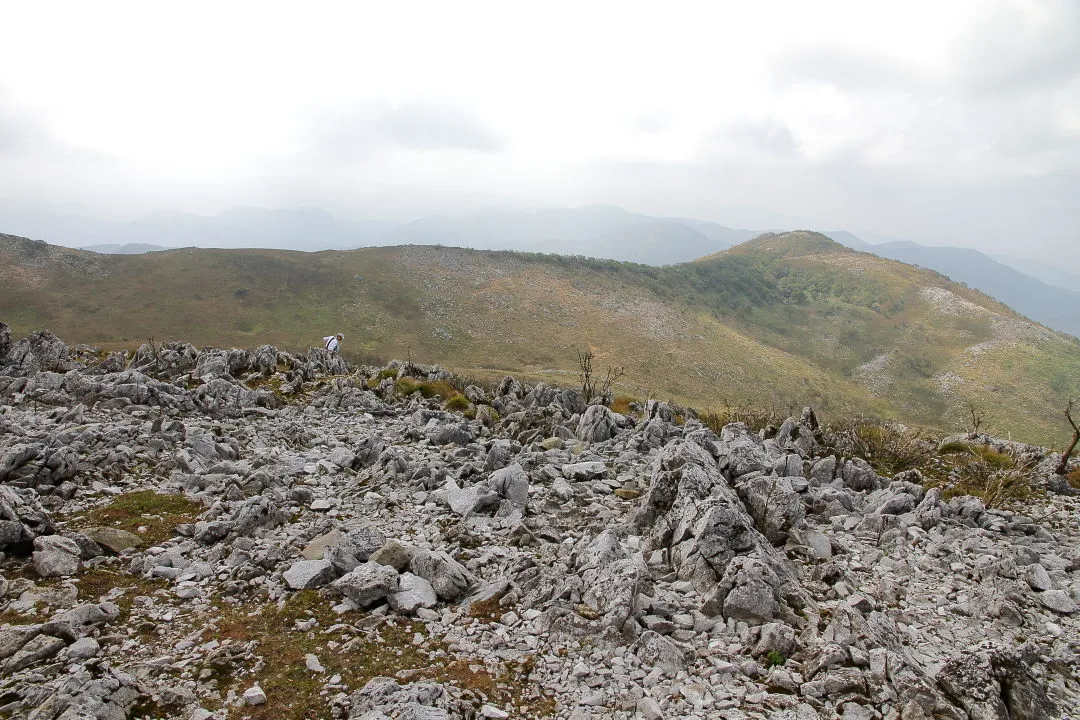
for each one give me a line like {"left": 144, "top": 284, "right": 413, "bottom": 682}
{"left": 0, "top": 0, "right": 1076, "bottom": 263}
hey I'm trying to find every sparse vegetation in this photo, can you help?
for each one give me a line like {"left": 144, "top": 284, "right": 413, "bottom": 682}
{"left": 824, "top": 418, "right": 932, "bottom": 477}
{"left": 943, "top": 460, "right": 1037, "bottom": 509}
{"left": 1054, "top": 399, "right": 1079, "bottom": 476}
{"left": 67, "top": 490, "right": 203, "bottom": 546}
{"left": 443, "top": 394, "right": 471, "bottom": 412}
{"left": 610, "top": 395, "right": 637, "bottom": 415}
{"left": 75, "top": 569, "right": 170, "bottom": 620}
{"left": 701, "top": 404, "right": 787, "bottom": 435}
{"left": 764, "top": 650, "right": 786, "bottom": 668}
{"left": 938, "top": 441, "right": 1014, "bottom": 470}
{"left": 203, "top": 590, "right": 553, "bottom": 720}
{"left": 576, "top": 348, "right": 624, "bottom": 405}
{"left": 394, "top": 377, "right": 461, "bottom": 402}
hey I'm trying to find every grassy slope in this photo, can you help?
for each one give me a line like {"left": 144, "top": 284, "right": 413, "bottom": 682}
{"left": 2, "top": 231, "right": 1078, "bottom": 444}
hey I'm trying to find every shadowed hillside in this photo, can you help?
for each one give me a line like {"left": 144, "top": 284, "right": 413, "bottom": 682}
{"left": 2, "top": 230, "right": 1079, "bottom": 444}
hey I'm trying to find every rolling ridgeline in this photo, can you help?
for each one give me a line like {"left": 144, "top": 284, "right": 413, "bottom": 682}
{"left": 2, "top": 229, "right": 1080, "bottom": 446}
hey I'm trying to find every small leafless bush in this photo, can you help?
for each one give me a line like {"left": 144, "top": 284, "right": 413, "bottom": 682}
{"left": 945, "top": 459, "right": 1038, "bottom": 509}
{"left": 577, "top": 349, "right": 624, "bottom": 404}
{"left": 823, "top": 417, "right": 934, "bottom": 477}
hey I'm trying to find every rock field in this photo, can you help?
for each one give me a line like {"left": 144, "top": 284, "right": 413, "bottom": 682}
{"left": 1, "top": 322, "right": 1078, "bottom": 720}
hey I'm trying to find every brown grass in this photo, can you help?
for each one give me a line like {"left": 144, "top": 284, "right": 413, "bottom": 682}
{"left": 207, "top": 591, "right": 554, "bottom": 720}
{"left": 66, "top": 491, "right": 204, "bottom": 547}
{"left": 610, "top": 395, "right": 637, "bottom": 416}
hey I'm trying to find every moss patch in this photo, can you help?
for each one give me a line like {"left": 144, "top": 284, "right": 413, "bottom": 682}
{"left": 206, "top": 591, "right": 554, "bottom": 720}
{"left": 75, "top": 568, "right": 169, "bottom": 620}
{"left": 67, "top": 491, "right": 203, "bottom": 547}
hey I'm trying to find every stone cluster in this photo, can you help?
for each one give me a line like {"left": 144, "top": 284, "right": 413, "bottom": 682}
{"left": 1, "top": 323, "right": 1077, "bottom": 720}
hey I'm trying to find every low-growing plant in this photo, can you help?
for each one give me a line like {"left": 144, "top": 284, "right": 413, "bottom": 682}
{"left": 444, "top": 394, "right": 471, "bottom": 412}
{"left": 938, "top": 441, "right": 1014, "bottom": 470}
{"left": 824, "top": 418, "right": 932, "bottom": 477}
{"left": 206, "top": 590, "right": 553, "bottom": 720}
{"left": 610, "top": 395, "right": 638, "bottom": 416}
{"left": 764, "top": 650, "right": 786, "bottom": 668}
{"left": 943, "top": 460, "right": 1037, "bottom": 509}
{"left": 394, "top": 377, "right": 459, "bottom": 401}
{"left": 701, "top": 404, "right": 786, "bottom": 435}
{"left": 67, "top": 491, "right": 203, "bottom": 546}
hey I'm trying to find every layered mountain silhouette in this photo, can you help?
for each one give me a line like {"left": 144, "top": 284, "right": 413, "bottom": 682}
{"left": 3, "top": 230, "right": 1078, "bottom": 445}
{"left": 2, "top": 200, "right": 1077, "bottom": 337}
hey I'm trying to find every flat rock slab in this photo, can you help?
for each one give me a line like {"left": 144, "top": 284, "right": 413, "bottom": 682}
{"left": 301, "top": 529, "right": 343, "bottom": 560}
{"left": 283, "top": 559, "right": 336, "bottom": 590}
{"left": 81, "top": 527, "right": 142, "bottom": 553}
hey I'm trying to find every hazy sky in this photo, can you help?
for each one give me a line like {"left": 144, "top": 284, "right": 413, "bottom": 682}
{"left": 1, "top": 1, "right": 1078, "bottom": 262}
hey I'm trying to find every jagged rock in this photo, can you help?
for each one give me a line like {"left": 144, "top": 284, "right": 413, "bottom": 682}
{"left": 581, "top": 556, "right": 647, "bottom": 633}
{"left": 633, "top": 440, "right": 801, "bottom": 618}
{"left": 754, "top": 622, "right": 797, "bottom": 659}
{"left": 483, "top": 439, "right": 514, "bottom": 472}
{"left": 577, "top": 405, "right": 619, "bottom": 443}
{"left": 348, "top": 677, "right": 451, "bottom": 720}
{"left": 333, "top": 562, "right": 400, "bottom": 606}
{"left": 66, "top": 637, "right": 101, "bottom": 660}
{"left": 632, "top": 631, "right": 685, "bottom": 675}
{"left": 1, "top": 328, "right": 1078, "bottom": 720}
{"left": 388, "top": 573, "right": 438, "bottom": 614}
{"left": 1039, "top": 590, "right": 1077, "bottom": 614}
{"left": 329, "top": 446, "right": 358, "bottom": 469}
{"left": 409, "top": 550, "right": 474, "bottom": 601}
{"left": 0, "top": 444, "right": 41, "bottom": 483}
{"left": 490, "top": 463, "right": 529, "bottom": 507}
{"left": 810, "top": 455, "right": 837, "bottom": 485}
{"left": 0, "top": 321, "right": 11, "bottom": 361}
{"left": 426, "top": 420, "right": 475, "bottom": 446}
{"left": 737, "top": 475, "right": 806, "bottom": 546}
{"left": 32, "top": 535, "right": 81, "bottom": 578}
{"left": 243, "top": 684, "right": 267, "bottom": 705}
{"left": 444, "top": 479, "right": 497, "bottom": 517}
{"left": 337, "top": 527, "right": 387, "bottom": 563}
{"left": 283, "top": 559, "right": 336, "bottom": 590}
{"left": 301, "top": 529, "right": 343, "bottom": 560}
{"left": 5, "top": 330, "right": 71, "bottom": 374}
{"left": 716, "top": 423, "right": 771, "bottom": 478}
{"left": 841, "top": 457, "right": 883, "bottom": 492}
{"left": 936, "top": 645, "right": 1054, "bottom": 720}
{"left": 705, "top": 556, "right": 781, "bottom": 623}
{"left": 369, "top": 540, "right": 413, "bottom": 571}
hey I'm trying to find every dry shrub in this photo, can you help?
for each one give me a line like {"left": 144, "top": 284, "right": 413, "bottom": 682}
{"left": 444, "top": 394, "right": 470, "bottom": 412}
{"left": 610, "top": 395, "right": 637, "bottom": 416}
{"left": 701, "top": 405, "right": 786, "bottom": 436}
{"left": 944, "top": 460, "right": 1037, "bottom": 509}
{"left": 938, "top": 441, "right": 1014, "bottom": 470}
{"left": 822, "top": 418, "right": 934, "bottom": 477}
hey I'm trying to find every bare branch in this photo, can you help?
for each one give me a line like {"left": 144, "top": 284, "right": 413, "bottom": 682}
{"left": 1054, "top": 399, "right": 1080, "bottom": 476}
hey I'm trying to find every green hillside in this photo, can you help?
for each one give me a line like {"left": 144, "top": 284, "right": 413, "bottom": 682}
{"left": 2, "top": 231, "right": 1078, "bottom": 445}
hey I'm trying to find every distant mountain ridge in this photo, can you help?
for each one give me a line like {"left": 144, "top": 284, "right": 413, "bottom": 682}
{"left": 3, "top": 198, "right": 1077, "bottom": 336}
{"left": 827, "top": 234, "right": 1080, "bottom": 337}
{"left": 3, "top": 230, "right": 1078, "bottom": 445}
{"left": 0, "top": 200, "right": 753, "bottom": 264}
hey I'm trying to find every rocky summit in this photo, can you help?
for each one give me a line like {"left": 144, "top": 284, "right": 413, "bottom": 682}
{"left": 0, "top": 322, "right": 1078, "bottom": 720}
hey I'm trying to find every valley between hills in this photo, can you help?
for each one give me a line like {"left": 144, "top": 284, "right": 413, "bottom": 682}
{"left": 2, "top": 230, "right": 1079, "bottom": 446}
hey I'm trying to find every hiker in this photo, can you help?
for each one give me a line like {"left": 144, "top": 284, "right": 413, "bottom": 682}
{"left": 323, "top": 332, "right": 344, "bottom": 354}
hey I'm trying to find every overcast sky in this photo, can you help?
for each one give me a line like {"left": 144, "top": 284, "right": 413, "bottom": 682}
{"left": 1, "top": 0, "right": 1078, "bottom": 263}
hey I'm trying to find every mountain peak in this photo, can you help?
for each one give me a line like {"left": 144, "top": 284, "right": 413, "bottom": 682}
{"left": 731, "top": 230, "right": 851, "bottom": 258}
